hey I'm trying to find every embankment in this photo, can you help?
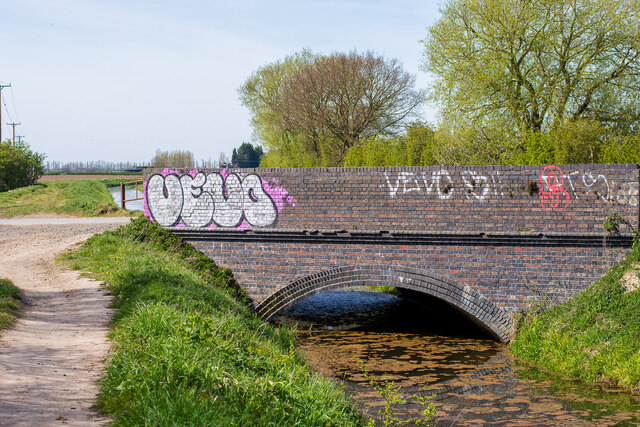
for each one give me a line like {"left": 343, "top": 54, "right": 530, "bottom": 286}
{"left": 510, "top": 233, "right": 640, "bottom": 392}
{"left": 63, "top": 217, "right": 364, "bottom": 425}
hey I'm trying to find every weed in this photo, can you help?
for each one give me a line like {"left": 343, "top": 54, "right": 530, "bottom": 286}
{"left": 526, "top": 179, "right": 539, "bottom": 195}
{"left": 358, "top": 360, "right": 436, "bottom": 426}
{"left": 603, "top": 212, "right": 628, "bottom": 235}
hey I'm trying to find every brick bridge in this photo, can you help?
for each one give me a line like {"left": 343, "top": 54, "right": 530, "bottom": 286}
{"left": 143, "top": 164, "right": 639, "bottom": 342}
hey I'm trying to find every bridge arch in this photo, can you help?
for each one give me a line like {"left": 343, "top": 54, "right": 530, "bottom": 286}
{"left": 255, "top": 265, "right": 513, "bottom": 342}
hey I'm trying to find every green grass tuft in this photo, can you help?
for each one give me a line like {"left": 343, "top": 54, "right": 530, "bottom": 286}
{"left": 511, "top": 233, "right": 640, "bottom": 391}
{"left": 62, "top": 217, "right": 364, "bottom": 426}
{"left": 0, "top": 278, "right": 22, "bottom": 330}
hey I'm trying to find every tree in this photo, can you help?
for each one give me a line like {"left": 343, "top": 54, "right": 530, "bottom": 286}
{"left": 150, "top": 149, "right": 195, "bottom": 168}
{"left": 238, "top": 49, "right": 318, "bottom": 167}
{"left": 0, "top": 140, "right": 45, "bottom": 192}
{"left": 422, "top": 0, "right": 640, "bottom": 134}
{"left": 231, "top": 142, "right": 264, "bottom": 168}
{"left": 239, "top": 50, "right": 425, "bottom": 167}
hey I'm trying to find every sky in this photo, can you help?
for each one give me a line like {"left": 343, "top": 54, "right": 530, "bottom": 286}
{"left": 1, "top": 0, "right": 441, "bottom": 165}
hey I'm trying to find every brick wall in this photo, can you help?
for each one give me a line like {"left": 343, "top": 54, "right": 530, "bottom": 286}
{"left": 144, "top": 164, "right": 639, "bottom": 235}
{"left": 190, "top": 235, "right": 627, "bottom": 310}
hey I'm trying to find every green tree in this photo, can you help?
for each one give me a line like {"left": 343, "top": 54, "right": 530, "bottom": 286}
{"left": 238, "top": 49, "right": 318, "bottom": 167}
{"left": 343, "top": 136, "right": 408, "bottom": 167}
{"left": 231, "top": 142, "right": 264, "bottom": 168}
{"left": 600, "top": 133, "right": 640, "bottom": 163}
{"left": 240, "top": 50, "right": 425, "bottom": 167}
{"left": 0, "top": 140, "right": 45, "bottom": 192}
{"left": 422, "top": 0, "right": 640, "bottom": 135}
{"left": 404, "top": 122, "right": 437, "bottom": 166}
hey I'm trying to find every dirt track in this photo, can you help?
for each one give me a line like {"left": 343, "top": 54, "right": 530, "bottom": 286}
{"left": 0, "top": 217, "right": 130, "bottom": 426}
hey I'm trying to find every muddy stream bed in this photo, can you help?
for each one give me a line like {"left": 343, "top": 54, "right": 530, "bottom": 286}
{"left": 274, "top": 290, "right": 640, "bottom": 425}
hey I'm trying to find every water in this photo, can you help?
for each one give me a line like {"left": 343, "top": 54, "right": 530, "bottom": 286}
{"left": 276, "top": 290, "right": 640, "bottom": 425}
{"left": 108, "top": 186, "right": 144, "bottom": 211}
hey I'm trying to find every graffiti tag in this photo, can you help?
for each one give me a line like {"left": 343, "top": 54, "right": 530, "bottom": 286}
{"left": 539, "top": 165, "right": 571, "bottom": 212}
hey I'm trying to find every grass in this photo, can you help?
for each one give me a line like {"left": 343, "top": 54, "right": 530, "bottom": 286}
{"left": 61, "top": 217, "right": 364, "bottom": 426}
{"left": 510, "top": 234, "right": 640, "bottom": 392}
{"left": 0, "top": 278, "right": 22, "bottom": 330}
{"left": 0, "top": 179, "right": 136, "bottom": 217}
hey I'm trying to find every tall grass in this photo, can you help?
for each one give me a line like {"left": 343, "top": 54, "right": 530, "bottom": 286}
{"left": 0, "top": 278, "right": 21, "bottom": 330}
{"left": 62, "top": 218, "right": 363, "bottom": 426}
{"left": 511, "top": 234, "right": 640, "bottom": 391}
{"left": 0, "top": 179, "right": 133, "bottom": 217}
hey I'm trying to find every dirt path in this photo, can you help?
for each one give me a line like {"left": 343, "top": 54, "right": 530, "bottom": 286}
{"left": 0, "top": 218, "right": 130, "bottom": 426}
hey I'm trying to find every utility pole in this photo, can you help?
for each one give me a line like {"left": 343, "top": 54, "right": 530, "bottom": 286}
{"left": 16, "top": 135, "right": 24, "bottom": 144}
{"left": 6, "top": 122, "right": 20, "bottom": 144}
{"left": 0, "top": 83, "right": 11, "bottom": 142}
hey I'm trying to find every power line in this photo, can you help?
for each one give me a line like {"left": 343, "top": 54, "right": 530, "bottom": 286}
{"left": 6, "top": 122, "right": 21, "bottom": 144}
{"left": 9, "top": 86, "right": 20, "bottom": 122}
{"left": 0, "top": 83, "right": 11, "bottom": 142}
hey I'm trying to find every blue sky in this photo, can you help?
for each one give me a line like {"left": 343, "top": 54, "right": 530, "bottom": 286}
{"left": 1, "top": 0, "right": 440, "bottom": 164}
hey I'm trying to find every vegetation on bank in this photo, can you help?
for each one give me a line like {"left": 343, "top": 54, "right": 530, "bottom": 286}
{"left": 511, "top": 234, "right": 640, "bottom": 392}
{"left": 0, "top": 140, "right": 44, "bottom": 192}
{"left": 0, "top": 279, "right": 22, "bottom": 330}
{"left": 0, "top": 179, "right": 134, "bottom": 217}
{"left": 61, "top": 217, "right": 364, "bottom": 426}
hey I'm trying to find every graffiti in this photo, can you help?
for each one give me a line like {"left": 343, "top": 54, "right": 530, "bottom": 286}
{"left": 462, "top": 171, "right": 491, "bottom": 201}
{"left": 539, "top": 165, "right": 571, "bottom": 212}
{"left": 616, "top": 182, "right": 639, "bottom": 207}
{"left": 384, "top": 172, "right": 422, "bottom": 198}
{"left": 385, "top": 170, "right": 456, "bottom": 199}
{"left": 145, "top": 169, "right": 295, "bottom": 228}
{"left": 384, "top": 170, "right": 500, "bottom": 201}
{"left": 562, "top": 170, "right": 638, "bottom": 207}
{"left": 384, "top": 166, "right": 638, "bottom": 209}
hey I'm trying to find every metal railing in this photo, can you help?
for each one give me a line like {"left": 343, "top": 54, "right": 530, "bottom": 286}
{"left": 120, "top": 180, "right": 144, "bottom": 209}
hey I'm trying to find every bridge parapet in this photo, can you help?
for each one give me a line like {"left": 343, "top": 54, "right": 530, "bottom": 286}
{"left": 144, "top": 164, "right": 639, "bottom": 235}
{"left": 143, "top": 164, "right": 639, "bottom": 341}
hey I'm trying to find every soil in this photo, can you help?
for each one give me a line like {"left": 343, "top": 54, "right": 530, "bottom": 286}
{"left": 0, "top": 217, "right": 130, "bottom": 426}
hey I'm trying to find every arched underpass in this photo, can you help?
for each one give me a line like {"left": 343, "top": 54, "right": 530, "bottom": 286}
{"left": 255, "top": 265, "right": 513, "bottom": 342}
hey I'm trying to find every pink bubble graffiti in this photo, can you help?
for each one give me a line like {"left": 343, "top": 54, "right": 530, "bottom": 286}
{"left": 144, "top": 169, "right": 296, "bottom": 229}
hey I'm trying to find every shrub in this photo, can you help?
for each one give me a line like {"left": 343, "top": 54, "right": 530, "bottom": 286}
{"left": 0, "top": 141, "right": 45, "bottom": 192}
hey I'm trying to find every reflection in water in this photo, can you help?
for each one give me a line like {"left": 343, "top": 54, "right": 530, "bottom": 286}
{"left": 108, "top": 186, "right": 144, "bottom": 211}
{"left": 277, "top": 290, "right": 640, "bottom": 425}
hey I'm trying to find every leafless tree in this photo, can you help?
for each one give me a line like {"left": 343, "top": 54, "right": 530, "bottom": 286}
{"left": 278, "top": 51, "right": 425, "bottom": 161}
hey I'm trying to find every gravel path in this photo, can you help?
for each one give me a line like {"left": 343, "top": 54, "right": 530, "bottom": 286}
{"left": 0, "top": 218, "right": 130, "bottom": 426}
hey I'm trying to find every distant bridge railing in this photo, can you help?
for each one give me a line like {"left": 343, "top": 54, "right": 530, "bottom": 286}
{"left": 120, "top": 180, "right": 144, "bottom": 209}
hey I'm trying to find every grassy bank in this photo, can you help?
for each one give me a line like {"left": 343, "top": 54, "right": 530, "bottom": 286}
{"left": 61, "top": 217, "right": 363, "bottom": 426}
{"left": 0, "top": 279, "right": 21, "bottom": 330}
{"left": 0, "top": 179, "right": 133, "bottom": 217}
{"left": 511, "top": 235, "right": 640, "bottom": 392}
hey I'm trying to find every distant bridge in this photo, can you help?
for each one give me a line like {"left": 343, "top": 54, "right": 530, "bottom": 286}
{"left": 143, "top": 164, "right": 639, "bottom": 342}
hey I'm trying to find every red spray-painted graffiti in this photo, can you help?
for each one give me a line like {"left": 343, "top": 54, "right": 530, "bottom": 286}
{"left": 540, "top": 165, "right": 571, "bottom": 212}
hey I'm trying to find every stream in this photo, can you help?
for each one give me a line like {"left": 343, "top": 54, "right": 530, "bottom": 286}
{"left": 108, "top": 186, "right": 144, "bottom": 211}
{"left": 274, "top": 290, "right": 640, "bottom": 425}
